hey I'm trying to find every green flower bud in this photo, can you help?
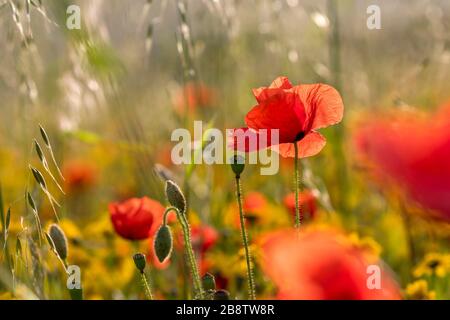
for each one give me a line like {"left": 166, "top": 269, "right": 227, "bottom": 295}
{"left": 165, "top": 180, "right": 186, "bottom": 213}
{"left": 154, "top": 224, "right": 173, "bottom": 263}
{"left": 48, "top": 224, "right": 68, "bottom": 261}
{"left": 213, "top": 289, "right": 231, "bottom": 300}
{"left": 230, "top": 155, "right": 245, "bottom": 177}
{"left": 202, "top": 273, "right": 216, "bottom": 291}
{"left": 133, "top": 253, "right": 147, "bottom": 273}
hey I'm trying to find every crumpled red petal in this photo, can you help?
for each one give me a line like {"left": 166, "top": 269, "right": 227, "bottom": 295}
{"left": 274, "top": 131, "right": 326, "bottom": 158}
{"left": 292, "top": 84, "right": 344, "bottom": 131}
{"left": 245, "top": 91, "right": 306, "bottom": 143}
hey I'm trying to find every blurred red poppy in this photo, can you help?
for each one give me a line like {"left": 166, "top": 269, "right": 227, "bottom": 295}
{"left": 174, "top": 82, "right": 216, "bottom": 115}
{"left": 243, "top": 191, "right": 268, "bottom": 213}
{"left": 226, "top": 192, "right": 269, "bottom": 229}
{"left": 175, "top": 224, "right": 219, "bottom": 254}
{"left": 192, "top": 224, "right": 219, "bottom": 253}
{"left": 260, "top": 229, "right": 401, "bottom": 300}
{"left": 109, "top": 197, "right": 165, "bottom": 240}
{"left": 354, "top": 104, "right": 450, "bottom": 222}
{"left": 232, "top": 76, "right": 344, "bottom": 158}
{"left": 283, "top": 191, "right": 317, "bottom": 221}
{"left": 63, "top": 160, "right": 97, "bottom": 192}
{"left": 174, "top": 223, "right": 219, "bottom": 275}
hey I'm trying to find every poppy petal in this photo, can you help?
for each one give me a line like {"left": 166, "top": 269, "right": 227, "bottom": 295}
{"left": 274, "top": 131, "right": 326, "bottom": 158}
{"left": 270, "top": 76, "right": 293, "bottom": 89}
{"left": 252, "top": 77, "right": 293, "bottom": 102}
{"left": 292, "top": 84, "right": 344, "bottom": 131}
{"left": 245, "top": 91, "right": 306, "bottom": 143}
{"left": 229, "top": 127, "right": 278, "bottom": 152}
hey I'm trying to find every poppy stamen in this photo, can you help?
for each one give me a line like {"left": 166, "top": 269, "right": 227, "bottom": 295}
{"left": 295, "top": 131, "right": 306, "bottom": 141}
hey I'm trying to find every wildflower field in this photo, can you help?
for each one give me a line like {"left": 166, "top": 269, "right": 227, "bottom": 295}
{"left": 1, "top": 0, "right": 450, "bottom": 301}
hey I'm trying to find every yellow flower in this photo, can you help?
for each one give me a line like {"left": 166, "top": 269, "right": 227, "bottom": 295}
{"left": 346, "top": 233, "right": 382, "bottom": 263}
{"left": 58, "top": 219, "right": 82, "bottom": 240}
{"left": 413, "top": 253, "right": 450, "bottom": 278}
{"left": 405, "top": 280, "right": 436, "bottom": 300}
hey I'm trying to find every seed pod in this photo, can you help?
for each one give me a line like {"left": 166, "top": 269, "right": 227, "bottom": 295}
{"left": 133, "top": 253, "right": 147, "bottom": 273}
{"left": 27, "top": 192, "right": 37, "bottom": 212}
{"left": 202, "top": 273, "right": 216, "bottom": 291}
{"left": 213, "top": 289, "right": 231, "bottom": 300}
{"left": 154, "top": 224, "right": 173, "bottom": 263}
{"left": 39, "top": 124, "right": 50, "bottom": 147}
{"left": 165, "top": 180, "right": 186, "bottom": 213}
{"left": 230, "top": 155, "right": 245, "bottom": 177}
{"left": 48, "top": 224, "right": 68, "bottom": 260}
{"left": 30, "top": 167, "right": 47, "bottom": 189}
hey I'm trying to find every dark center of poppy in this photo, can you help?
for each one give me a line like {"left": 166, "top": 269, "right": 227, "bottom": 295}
{"left": 246, "top": 213, "right": 260, "bottom": 224}
{"left": 427, "top": 259, "right": 440, "bottom": 269}
{"left": 295, "top": 131, "right": 306, "bottom": 141}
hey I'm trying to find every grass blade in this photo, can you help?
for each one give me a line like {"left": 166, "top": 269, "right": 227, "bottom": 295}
{"left": 39, "top": 125, "right": 65, "bottom": 181}
{"left": 34, "top": 139, "right": 65, "bottom": 194}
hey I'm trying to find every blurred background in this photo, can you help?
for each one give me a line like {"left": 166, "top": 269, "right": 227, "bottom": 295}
{"left": 0, "top": 0, "right": 449, "bottom": 300}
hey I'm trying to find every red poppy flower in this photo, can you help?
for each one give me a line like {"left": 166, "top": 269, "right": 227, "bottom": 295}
{"left": 243, "top": 192, "right": 268, "bottom": 213}
{"left": 283, "top": 191, "right": 317, "bottom": 220}
{"left": 232, "top": 76, "right": 344, "bottom": 158}
{"left": 174, "top": 223, "right": 219, "bottom": 275}
{"left": 354, "top": 104, "right": 450, "bottom": 222}
{"left": 63, "top": 160, "right": 97, "bottom": 192}
{"left": 192, "top": 224, "right": 219, "bottom": 253}
{"left": 260, "top": 229, "right": 401, "bottom": 300}
{"left": 108, "top": 197, "right": 166, "bottom": 240}
{"left": 175, "top": 224, "right": 219, "bottom": 253}
{"left": 174, "top": 82, "right": 216, "bottom": 115}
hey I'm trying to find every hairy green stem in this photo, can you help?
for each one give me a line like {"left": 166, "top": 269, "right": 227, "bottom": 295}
{"left": 235, "top": 175, "right": 256, "bottom": 300}
{"left": 294, "top": 142, "right": 301, "bottom": 228}
{"left": 166, "top": 207, "right": 204, "bottom": 299}
{"left": 179, "top": 213, "right": 204, "bottom": 299}
{"left": 140, "top": 272, "right": 154, "bottom": 300}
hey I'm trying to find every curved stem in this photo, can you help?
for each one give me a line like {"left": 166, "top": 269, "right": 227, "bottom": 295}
{"left": 180, "top": 213, "right": 204, "bottom": 299}
{"left": 235, "top": 175, "right": 256, "bottom": 300}
{"left": 167, "top": 206, "right": 204, "bottom": 299}
{"left": 162, "top": 207, "right": 176, "bottom": 225}
{"left": 294, "top": 142, "right": 301, "bottom": 228}
{"left": 140, "top": 272, "right": 154, "bottom": 300}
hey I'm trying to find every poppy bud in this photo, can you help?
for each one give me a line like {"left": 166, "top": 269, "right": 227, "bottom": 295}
{"left": 133, "top": 253, "right": 147, "bottom": 273}
{"left": 213, "top": 289, "right": 231, "bottom": 300}
{"left": 154, "top": 224, "right": 173, "bottom": 263}
{"left": 165, "top": 180, "right": 186, "bottom": 213}
{"left": 230, "top": 155, "right": 245, "bottom": 177}
{"left": 202, "top": 273, "right": 216, "bottom": 291}
{"left": 48, "top": 224, "right": 68, "bottom": 261}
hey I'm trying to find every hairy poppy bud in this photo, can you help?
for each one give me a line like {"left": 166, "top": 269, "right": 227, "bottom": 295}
{"left": 48, "top": 224, "right": 68, "bottom": 261}
{"left": 202, "top": 273, "right": 216, "bottom": 291}
{"left": 154, "top": 225, "right": 173, "bottom": 263}
{"left": 133, "top": 253, "right": 147, "bottom": 273}
{"left": 230, "top": 155, "right": 245, "bottom": 177}
{"left": 165, "top": 180, "right": 186, "bottom": 213}
{"left": 213, "top": 289, "right": 231, "bottom": 300}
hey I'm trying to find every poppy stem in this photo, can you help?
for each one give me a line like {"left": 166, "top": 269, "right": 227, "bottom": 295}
{"left": 139, "top": 271, "right": 154, "bottom": 300}
{"left": 172, "top": 207, "right": 204, "bottom": 299}
{"left": 234, "top": 175, "right": 256, "bottom": 300}
{"left": 294, "top": 142, "right": 301, "bottom": 229}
